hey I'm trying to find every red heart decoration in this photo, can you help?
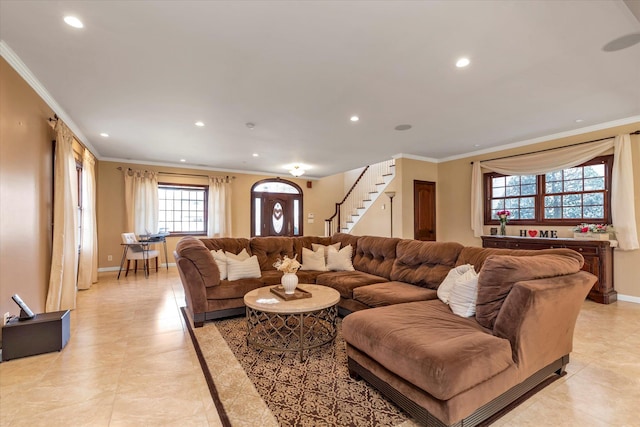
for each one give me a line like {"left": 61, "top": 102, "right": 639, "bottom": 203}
{"left": 528, "top": 230, "right": 538, "bottom": 237}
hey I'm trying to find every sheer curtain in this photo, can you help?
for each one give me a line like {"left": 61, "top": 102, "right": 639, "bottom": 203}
{"left": 471, "top": 134, "right": 638, "bottom": 250}
{"left": 77, "top": 149, "right": 98, "bottom": 290}
{"left": 46, "top": 121, "right": 79, "bottom": 312}
{"left": 123, "top": 169, "right": 159, "bottom": 235}
{"left": 208, "top": 176, "right": 232, "bottom": 237}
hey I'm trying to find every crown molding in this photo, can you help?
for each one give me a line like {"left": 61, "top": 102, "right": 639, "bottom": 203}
{"left": 392, "top": 153, "right": 440, "bottom": 163}
{"left": 438, "top": 116, "right": 640, "bottom": 163}
{"left": 0, "top": 40, "right": 100, "bottom": 157}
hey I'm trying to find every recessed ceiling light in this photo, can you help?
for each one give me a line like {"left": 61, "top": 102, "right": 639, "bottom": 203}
{"left": 246, "top": 122, "right": 255, "bottom": 130}
{"left": 350, "top": 116, "right": 359, "bottom": 122}
{"left": 100, "top": 132, "right": 109, "bottom": 137}
{"left": 252, "top": 153, "right": 259, "bottom": 157}
{"left": 195, "top": 121, "right": 204, "bottom": 127}
{"left": 474, "top": 144, "right": 481, "bottom": 147}
{"left": 575, "top": 119, "right": 584, "bottom": 123}
{"left": 64, "top": 16, "right": 84, "bottom": 29}
{"left": 180, "top": 159, "right": 186, "bottom": 162}
{"left": 456, "top": 57, "right": 470, "bottom": 68}
{"left": 394, "top": 124, "right": 412, "bottom": 131}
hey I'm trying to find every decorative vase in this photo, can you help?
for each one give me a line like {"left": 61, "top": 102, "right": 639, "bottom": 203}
{"left": 282, "top": 273, "right": 298, "bottom": 294}
{"left": 500, "top": 222, "right": 507, "bottom": 236}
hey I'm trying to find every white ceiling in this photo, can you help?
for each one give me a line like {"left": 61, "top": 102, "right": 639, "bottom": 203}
{"left": 1, "top": 1, "right": 639, "bottom": 178}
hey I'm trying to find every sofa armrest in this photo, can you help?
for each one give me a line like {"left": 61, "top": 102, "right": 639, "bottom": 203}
{"left": 493, "top": 271, "right": 596, "bottom": 376}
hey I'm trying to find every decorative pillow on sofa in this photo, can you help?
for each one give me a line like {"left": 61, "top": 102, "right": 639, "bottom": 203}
{"left": 312, "top": 242, "right": 341, "bottom": 261}
{"left": 326, "top": 244, "right": 355, "bottom": 271}
{"left": 301, "top": 247, "right": 327, "bottom": 271}
{"left": 211, "top": 249, "right": 229, "bottom": 280}
{"left": 226, "top": 255, "right": 261, "bottom": 281}
{"left": 225, "top": 248, "right": 250, "bottom": 261}
{"left": 448, "top": 268, "right": 479, "bottom": 318}
{"left": 437, "top": 264, "right": 474, "bottom": 304}
{"left": 475, "top": 251, "right": 584, "bottom": 329}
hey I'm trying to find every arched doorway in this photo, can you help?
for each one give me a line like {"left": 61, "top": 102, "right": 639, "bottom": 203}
{"left": 251, "top": 179, "right": 303, "bottom": 237}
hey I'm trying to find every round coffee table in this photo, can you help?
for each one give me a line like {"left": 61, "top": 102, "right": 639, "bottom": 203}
{"left": 244, "top": 284, "right": 340, "bottom": 361}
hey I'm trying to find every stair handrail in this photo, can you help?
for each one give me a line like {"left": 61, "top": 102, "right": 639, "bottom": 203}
{"left": 325, "top": 165, "right": 369, "bottom": 235}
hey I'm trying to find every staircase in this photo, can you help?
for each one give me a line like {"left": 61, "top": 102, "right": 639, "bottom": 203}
{"left": 325, "top": 159, "right": 395, "bottom": 236}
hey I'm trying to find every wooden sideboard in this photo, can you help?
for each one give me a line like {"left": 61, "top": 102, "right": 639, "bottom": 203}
{"left": 481, "top": 236, "right": 616, "bottom": 304}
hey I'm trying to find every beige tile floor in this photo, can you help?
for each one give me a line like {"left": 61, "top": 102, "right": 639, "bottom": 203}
{"left": 0, "top": 268, "right": 638, "bottom": 426}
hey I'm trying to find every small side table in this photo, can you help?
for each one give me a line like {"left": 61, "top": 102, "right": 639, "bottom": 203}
{"left": 1, "top": 310, "right": 70, "bottom": 361}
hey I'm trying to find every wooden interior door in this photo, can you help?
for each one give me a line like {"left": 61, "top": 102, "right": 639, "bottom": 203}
{"left": 414, "top": 180, "right": 436, "bottom": 241}
{"left": 263, "top": 194, "right": 295, "bottom": 236}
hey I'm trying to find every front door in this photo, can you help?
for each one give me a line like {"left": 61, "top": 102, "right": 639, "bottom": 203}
{"left": 264, "top": 194, "right": 295, "bottom": 236}
{"left": 414, "top": 180, "right": 436, "bottom": 241}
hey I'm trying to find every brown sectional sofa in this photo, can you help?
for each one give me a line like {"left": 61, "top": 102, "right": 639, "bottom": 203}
{"left": 174, "top": 233, "right": 596, "bottom": 427}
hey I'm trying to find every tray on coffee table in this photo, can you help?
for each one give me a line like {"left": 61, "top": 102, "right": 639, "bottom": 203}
{"left": 270, "top": 285, "right": 312, "bottom": 301}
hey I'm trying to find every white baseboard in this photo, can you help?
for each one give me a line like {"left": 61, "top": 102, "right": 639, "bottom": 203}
{"left": 98, "top": 263, "right": 175, "bottom": 273}
{"left": 617, "top": 294, "right": 640, "bottom": 304}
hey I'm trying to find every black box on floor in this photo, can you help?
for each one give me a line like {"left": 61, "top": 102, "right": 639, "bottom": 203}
{"left": 1, "top": 310, "right": 70, "bottom": 361}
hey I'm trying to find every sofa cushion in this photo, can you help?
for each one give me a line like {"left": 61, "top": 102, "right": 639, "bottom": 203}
{"left": 448, "top": 268, "right": 479, "bottom": 317}
{"left": 293, "top": 236, "right": 333, "bottom": 261}
{"left": 300, "top": 247, "right": 327, "bottom": 271}
{"left": 353, "top": 282, "right": 437, "bottom": 307}
{"left": 206, "top": 278, "right": 264, "bottom": 300}
{"left": 455, "top": 247, "right": 579, "bottom": 272}
{"left": 227, "top": 255, "right": 261, "bottom": 281}
{"left": 250, "top": 237, "right": 295, "bottom": 271}
{"left": 437, "top": 264, "right": 474, "bottom": 304}
{"left": 259, "top": 270, "right": 284, "bottom": 286}
{"left": 391, "top": 240, "right": 464, "bottom": 289}
{"left": 331, "top": 233, "right": 359, "bottom": 254}
{"left": 342, "top": 300, "right": 514, "bottom": 401}
{"left": 200, "top": 238, "right": 251, "bottom": 255}
{"left": 353, "top": 236, "right": 400, "bottom": 279}
{"left": 316, "top": 271, "right": 388, "bottom": 299}
{"left": 296, "top": 270, "right": 327, "bottom": 284}
{"left": 476, "top": 250, "right": 584, "bottom": 330}
{"left": 327, "top": 244, "right": 355, "bottom": 271}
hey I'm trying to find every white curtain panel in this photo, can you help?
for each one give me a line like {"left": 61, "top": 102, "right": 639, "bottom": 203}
{"left": 77, "top": 149, "right": 98, "bottom": 290}
{"left": 123, "top": 169, "right": 159, "bottom": 235}
{"left": 208, "top": 177, "right": 232, "bottom": 237}
{"left": 46, "top": 121, "right": 79, "bottom": 312}
{"left": 471, "top": 134, "right": 638, "bottom": 250}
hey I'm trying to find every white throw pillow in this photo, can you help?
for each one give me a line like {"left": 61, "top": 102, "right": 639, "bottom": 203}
{"left": 437, "top": 264, "right": 474, "bottom": 304}
{"left": 301, "top": 247, "right": 327, "bottom": 271}
{"left": 226, "top": 255, "right": 261, "bottom": 281}
{"left": 210, "top": 249, "right": 228, "bottom": 280}
{"left": 312, "top": 242, "right": 341, "bottom": 261}
{"left": 326, "top": 244, "right": 355, "bottom": 272}
{"left": 225, "top": 248, "right": 250, "bottom": 261}
{"left": 448, "top": 269, "right": 479, "bottom": 318}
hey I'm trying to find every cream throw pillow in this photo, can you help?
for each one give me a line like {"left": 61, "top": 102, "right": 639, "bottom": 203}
{"left": 226, "top": 255, "right": 261, "bottom": 281}
{"left": 326, "top": 244, "right": 355, "bottom": 271}
{"left": 225, "top": 248, "right": 250, "bottom": 261}
{"left": 211, "top": 249, "right": 228, "bottom": 280}
{"left": 448, "top": 268, "right": 479, "bottom": 318}
{"left": 437, "top": 264, "right": 474, "bottom": 304}
{"left": 312, "top": 242, "right": 341, "bottom": 261}
{"left": 301, "top": 247, "right": 327, "bottom": 271}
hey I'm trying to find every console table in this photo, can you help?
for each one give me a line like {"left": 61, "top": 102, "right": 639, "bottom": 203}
{"left": 481, "top": 236, "right": 615, "bottom": 304}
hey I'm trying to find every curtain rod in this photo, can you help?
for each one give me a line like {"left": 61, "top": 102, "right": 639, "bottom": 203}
{"left": 470, "top": 130, "right": 640, "bottom": 165}
{"left": 116, "top": 167, "right": 235, "bottom": 180}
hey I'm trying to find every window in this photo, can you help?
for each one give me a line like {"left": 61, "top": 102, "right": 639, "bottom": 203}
{"left": 484, "top": 156, "right": 612, "bottom": 225}
{"left": 251, "top": 179, "right": 303, "bottom": 237}
{"left": 158, "top": 184, "right": 208, "bottom": 235}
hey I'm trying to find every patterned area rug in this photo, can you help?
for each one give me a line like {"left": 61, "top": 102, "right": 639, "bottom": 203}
{"left": 213, "top": 316, "right": 410, "bottom": 427}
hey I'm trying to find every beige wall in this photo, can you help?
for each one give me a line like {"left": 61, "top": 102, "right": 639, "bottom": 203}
{"left": 437, "top": 123, "right": 640, "bottom": 298}
{"left": 96, "top": 161, "right": 345, "bottom": 269}
{"left": 0, "top": 58, "right": 55, "bottom": 317}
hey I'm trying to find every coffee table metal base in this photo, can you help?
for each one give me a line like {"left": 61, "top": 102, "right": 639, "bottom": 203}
{"left": 245, "top": 305, "right": 338, "bottom": 362}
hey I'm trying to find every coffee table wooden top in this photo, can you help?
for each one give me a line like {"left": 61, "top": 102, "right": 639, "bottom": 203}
{"left": 244, "top": 284, "right": 340, "bottom": 314}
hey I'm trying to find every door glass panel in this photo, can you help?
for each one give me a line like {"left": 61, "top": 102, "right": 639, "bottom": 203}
{"left": 272, "top": 202, "right": 284, "bottom": 233}
{"left": 293, "top": 200, "right": 300, "bottom": 235}
{"left": 255, "top": 197, "right": 261, "bottom": 236}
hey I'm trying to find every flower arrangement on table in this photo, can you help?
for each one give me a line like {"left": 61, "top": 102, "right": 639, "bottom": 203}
{"left": 572, "top": 223, "right": 611, "bottom": 233}
{"left": 496, "top": 210, "right": 511, "bottom": 235}
{"left": 572, "top": 223, "right": 613, "bottom": 240}
{"left": 273, "top": 255, "right": 301, "bottom": 274}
